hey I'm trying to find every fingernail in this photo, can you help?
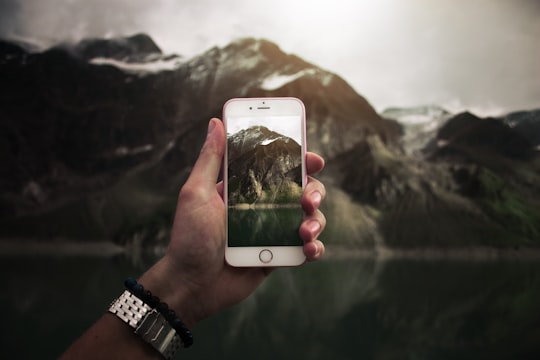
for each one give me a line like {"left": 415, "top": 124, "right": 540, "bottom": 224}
{"left": 312, "top": 191, "right": 322, "bottom": 208}
{"left": 207, "top": 119, "right": 216, "bottom": 136}
{"left": 308, "top": 220, "right": 321, "bottom": 234}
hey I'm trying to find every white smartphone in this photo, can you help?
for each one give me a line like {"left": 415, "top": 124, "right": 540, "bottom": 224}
{"left": 223, "top": 97, "right": 307, "bottom": 267}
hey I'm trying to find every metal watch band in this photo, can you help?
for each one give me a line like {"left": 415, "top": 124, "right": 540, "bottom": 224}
{"left": 109, "top": 290, "right": 151, "bottom": 328}
{"left": 109, "top": 290, "right": 183, "bottom": 359}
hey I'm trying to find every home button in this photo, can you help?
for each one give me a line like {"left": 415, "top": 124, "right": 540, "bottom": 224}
{"left": 259, "top": 249, "right": 273, "bottom": 264}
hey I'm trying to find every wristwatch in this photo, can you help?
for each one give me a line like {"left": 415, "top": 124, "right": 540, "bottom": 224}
{"left": 109, "top": 290, "right": 183, "bottom": 359}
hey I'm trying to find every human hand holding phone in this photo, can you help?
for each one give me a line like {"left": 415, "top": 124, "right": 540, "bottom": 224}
{"left": 139, "top": 116, "right": 326, "bottom": 327}
{"left": 61, "top": 117, "right": 325, "bottom": 359}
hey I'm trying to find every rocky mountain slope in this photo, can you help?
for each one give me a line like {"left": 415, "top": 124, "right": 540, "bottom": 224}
{"left": 1, "top": 33, "right": 539, "bottom": 248}
{"left": 502, "top": 109, "right": 540, "bottom": 148}
{"left": 371, "top": 109, "right": 540, "bottom": 246}
{"left": 227, "top": 126, "right": 302, "bottom": 205}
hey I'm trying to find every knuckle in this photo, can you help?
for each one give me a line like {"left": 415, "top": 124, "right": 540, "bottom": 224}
{"left": 317, "top": 210, "right": 327, "bottom": 227}
{"left": 307, "top": 177, "right": 326, "bottom": 195}
{"left": 178, "top": 182, "right": 206, "bottom": 203}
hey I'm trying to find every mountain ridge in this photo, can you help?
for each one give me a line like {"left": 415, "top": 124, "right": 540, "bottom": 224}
{"left": 1, "top": 33, "right": 539, "bottom": 248}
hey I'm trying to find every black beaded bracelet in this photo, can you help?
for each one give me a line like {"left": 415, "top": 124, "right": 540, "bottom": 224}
{"left": 124, "top": 278, "right": 194, "bottom": 348}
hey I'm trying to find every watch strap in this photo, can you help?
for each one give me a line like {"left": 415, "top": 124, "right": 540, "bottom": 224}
{"left": 109, "top": 290, "right": 151, "bottom": 328}
{"left": 109, "top": 290, "right": 183, "bottom": 359}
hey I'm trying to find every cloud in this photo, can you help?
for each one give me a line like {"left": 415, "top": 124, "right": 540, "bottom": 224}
{"left": 1, "top": 0, "right": 539, "bottom": 114}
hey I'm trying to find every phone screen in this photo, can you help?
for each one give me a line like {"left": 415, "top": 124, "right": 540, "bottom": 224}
{"left": 226, "top": 114, "right": 305, "bottom": 247}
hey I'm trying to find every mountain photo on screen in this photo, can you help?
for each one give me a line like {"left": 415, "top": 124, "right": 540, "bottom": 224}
{"left": 227, "top": 117, "right": 302, "bottom": 207}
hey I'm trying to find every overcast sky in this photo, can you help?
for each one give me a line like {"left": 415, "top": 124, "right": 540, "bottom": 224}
{"left": 1, "top": 0, "right": 539, "bottom": 116}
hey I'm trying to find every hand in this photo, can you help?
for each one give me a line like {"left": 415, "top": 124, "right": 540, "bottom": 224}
{"left": 139, "top": 118, "right": 327, "bottom": 327}
{"left": 61, "top": 118, "right": 326, "bottom": 359}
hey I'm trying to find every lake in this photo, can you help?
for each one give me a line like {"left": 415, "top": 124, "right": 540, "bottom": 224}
{"left": 2, "top": 251, "right": 540, "bottom": 359}
{"left": 228, "top": 207, "right": 304, "bottom": 246}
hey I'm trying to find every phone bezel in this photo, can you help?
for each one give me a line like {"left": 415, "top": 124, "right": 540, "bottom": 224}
{"left": 223, "top": 97, "right": 307, "bottom": 267}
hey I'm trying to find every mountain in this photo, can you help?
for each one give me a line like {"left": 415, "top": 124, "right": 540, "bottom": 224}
{"left": 227, "top": 125, "right": 287, "bottom": 162}
{"left": 382, "top": 105, "right": 451, "bottom": 155}
{"left": 333, "top": 108, "right": 540, "bottom": 247}
{"left": 0, "top": 35, "right": 186, "bottom": 219}
{"left": 179, "top": 37, "right": 402, "bottom": 158}
{"left": 501, "top": 109, "right": 540, "bottom": 148}
{"left": 1, "top": 34, "right": 539, "bottom": 248}
{"left": 66, "top": 33, "right": 164, "bottom": 62}
{"left": 227, "top": 126, "right": 302, "bottom": 204}
{"left": 0, "top": 34, "right": 398, "bottom": 243}
{"left": 425, "top": 111, "right": 535, "bottom": 161}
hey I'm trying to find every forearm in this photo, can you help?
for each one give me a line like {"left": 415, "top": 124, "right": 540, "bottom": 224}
{"left": 60, "top": 313, "right": 163, "bottom": 360}
{"left": 59, "top": 119, "right": 326, "bottom": 360}
{"left": 60, "top": 258, "right": 197, "bottom": 360}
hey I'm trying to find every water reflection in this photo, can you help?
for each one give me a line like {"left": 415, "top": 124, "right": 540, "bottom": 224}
{"left": 228, "top": 207, "right": 303, "bottom": 246}
{"left": 2, "top": 254, "right": 540, "bottom": 359}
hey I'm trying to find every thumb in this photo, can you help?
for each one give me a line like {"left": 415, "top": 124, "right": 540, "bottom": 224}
{"left": 185, "top": 118, "right": 225, "bottom": 188}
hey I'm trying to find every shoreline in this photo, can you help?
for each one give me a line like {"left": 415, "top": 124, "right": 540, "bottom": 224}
{"left": 324, "top": 245, "right": 540, "bottom": 261}
{"left": 2, "top": 240, "right": 540, "bottom": 260}
{"left": 0, "top": 239, "right": 125, "bottom": 257}
{"left": 229, "top": 203, "right": 301, "bottom": 209}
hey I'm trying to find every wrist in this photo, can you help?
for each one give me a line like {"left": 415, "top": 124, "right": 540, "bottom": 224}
{"left": 138, "top": 257, "right": 200, "bottom": 328}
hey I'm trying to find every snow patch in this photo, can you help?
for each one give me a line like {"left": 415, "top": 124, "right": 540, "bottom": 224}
{"left": 114, "top": 144, "right": 154, "bottom": 157}
{"left": 320, "top": 72, "right": 333, "bottom": 86}
{"left": 90, "top": 57, "right": 182, "bottom": 73}
{"left": 382, "top": 106, "right": 454, "bottom": 155}
{"left": 399, "top": 114, "right": 435, "bottom": 125}
{"left": 260, "top": 138, "right": 277, "bottom": 146}
{"left": 188, "top": 63, "right": 211, "bottom": 82}
{"left": 437, "top": 140, "right": 449, "bottom": 148}
{"left": 261, "top": 72, "right": 305, "bottom": 90}
{"left": 261, "top": 68, "right": 323, "bottom": 90}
